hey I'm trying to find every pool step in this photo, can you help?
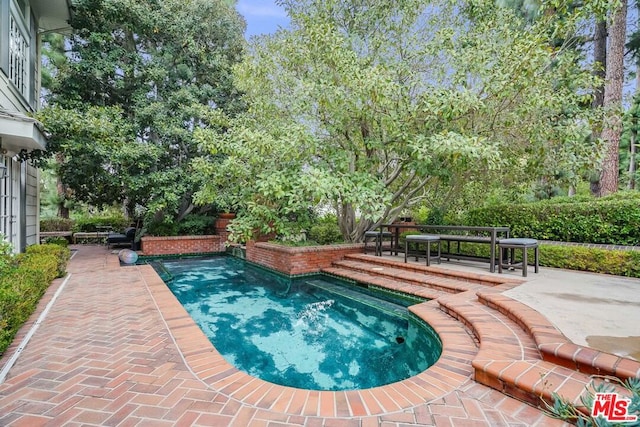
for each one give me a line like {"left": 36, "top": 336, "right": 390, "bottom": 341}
{"left": 330, "top": 254, "right": 638, "bottom": 417}
{"left": 322, "top": 266, "right": 450, "bottom": 301}
{"left": 147, "top": 260, "right": 174, "bottom": 283}
{"left": 305, "top": 279, "right": 409, "bottom": 320}
{"left": 438, "top": 294, "right": 635, "bottom": 416}
{"left": 330, "top": 259, "right": 479, "bottom": 294}
{"left": 343, "top": 253, "right": 523, "bottom": 287}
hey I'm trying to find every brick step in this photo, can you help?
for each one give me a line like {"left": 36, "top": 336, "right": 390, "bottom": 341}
{"left": 331, "top": 259, "right": 477, "bottom": 294}
{"left": 343, "top": 253, "right": 523, "bottom": 287}
{"left": 322, "top": 267, "right": 449, "bottom": 301}
{"left": 438, "top": 296, "right": 630, "bottom": 414}
{"left": 476, "top": 287, "right": 640, "bottom": 381}
{"left": 330, "top": 252, "right": 637, "bottom": 415}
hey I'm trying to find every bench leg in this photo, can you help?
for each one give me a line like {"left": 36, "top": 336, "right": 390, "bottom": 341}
{"left": 426, "top": 242, "right": 431, "bottom": 266}
{"left": 534, "top": 246, "right": 539, "bottom": 273}
{"left": 404, "top": 240, "right": 408, "bottom": 263}
{"left": 436, "top": 241, "right": 441, "bottom": 264}
{"left": 498, "top": 246, "right": 504, "bottom": 274}
{"left": 522, "top": 247, "right": 528, "bottom": 277}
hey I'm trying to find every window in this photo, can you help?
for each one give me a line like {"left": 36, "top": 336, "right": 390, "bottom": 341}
{"left": 9, "top": 13, "right": 29, "bottom": 98}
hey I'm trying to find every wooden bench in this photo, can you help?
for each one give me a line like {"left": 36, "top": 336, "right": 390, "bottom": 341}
{"left": 364, "top": 230, "right": 393, "bottom": 256}
{"left": 72, "top": 232, "right": 110, "bottom": 244}
{"left": 404, "top": 234, "right": 441, "bottom": 266}
{"left": 383, "top": 224, "right": 510, "bottom": 273}
{"left": 498, "top": 238, "right": 539, "bottom": 277}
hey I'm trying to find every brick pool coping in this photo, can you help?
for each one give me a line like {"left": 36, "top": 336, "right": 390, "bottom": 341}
{"left": 137, "top": 250, "right": 625, "bottom": 422}
{"left": 138, "top": 263, "right": 478, "bottom": 417}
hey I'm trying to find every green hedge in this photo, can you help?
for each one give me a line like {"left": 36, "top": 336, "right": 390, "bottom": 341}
{"left": 441, "top": 241, "right": 640, "bottom": 277}
{"left": 537, "top": 245, "right": 640, "bottom": 277}
{"left": 464, "top": 192, "right": 640, "bottom": 245}
{"left": 40, "top": 217, "right": 74, "bottom": 232}
{"left": 41, "top": 215, "right": 132, "bottom": 233}
{"left": 73, "top": 215, "right": 130, "bottom": 232}
{"left": 308, "top": 222, "right": 344, "bottom": 245}
{"left": 0, "top": 244, "right": 70, "bottom": 355}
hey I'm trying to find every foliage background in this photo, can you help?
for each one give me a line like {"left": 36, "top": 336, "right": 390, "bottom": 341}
{"left": 195, "top": 0, "right": 602, "bottom": 243}
{"left": 37, "top": 0, "right": 246, "bottom": 230}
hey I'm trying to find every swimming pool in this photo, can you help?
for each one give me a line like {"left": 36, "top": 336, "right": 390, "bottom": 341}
{"left": 151, "top": 256, "right": 442, "bottom": 391}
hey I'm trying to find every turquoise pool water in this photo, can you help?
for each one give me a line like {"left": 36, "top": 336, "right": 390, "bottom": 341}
{"left": 152, "top": 256, "right": 442, "bottom": 391}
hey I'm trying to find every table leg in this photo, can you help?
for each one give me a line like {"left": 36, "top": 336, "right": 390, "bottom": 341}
{"left": 490, "top": 231, "right": 496, "bottom": 273}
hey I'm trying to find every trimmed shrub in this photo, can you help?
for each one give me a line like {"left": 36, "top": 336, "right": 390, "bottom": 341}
{"left": 176, "top": 214, "right": 217, "bottom": 235}
{"left": 308, "top": 222, "right": 344, "bottom": 245}
{"left": 439, "top": 241, "right": 640, "bottom": 277}
{"left": 40, "top": 217, "right": 75, "bottom": 232}
{"left": 146, "top": 218, "right": 179, "bottom": 236}
{"left": 43, "top": 236, "right": 70, "bottom": 247}
{"left": 74, "top": 215, "right": 130, "bottom": 232}
{"left": 538, "top": 245, "right": 640, "bottom": 277}
{"left": 464, "top": 192, "right": 640, "bottom": 245}
{"left": 26, "top": 244, "right": 71, "bottom": 278}
{"left": 0, "top": 244, "right": 70, "bottom": 355}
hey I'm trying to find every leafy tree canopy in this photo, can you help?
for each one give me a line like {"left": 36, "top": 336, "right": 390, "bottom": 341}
{"left": 38, "top": 0, "right": 246, "bottom": 228}
{"left": 194, "top": 0, "right": 602, "bottom": 242}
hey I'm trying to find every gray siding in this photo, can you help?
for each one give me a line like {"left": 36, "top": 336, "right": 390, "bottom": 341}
{"left": 25, "top": 162, "right": 38, "bottom": 246}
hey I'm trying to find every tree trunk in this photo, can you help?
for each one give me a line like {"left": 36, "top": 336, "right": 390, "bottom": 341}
{"left": 55, "top": 153, "right": 69, "bottom": 219}
{"left": 590, "top": 20, "right": 607, "bottom": 196}
{"left": 629, "top": 122, "right": 636, "bottom": 189}
{"left": 630, "top": 53, "right": 640, "bottom": 190}
{"left": 598, "top": 3, "right": 627, "bottom": 196}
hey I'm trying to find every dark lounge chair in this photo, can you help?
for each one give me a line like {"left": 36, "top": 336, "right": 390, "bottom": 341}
{"left": 107, "top": 227, "right": 137, "bottom": 249}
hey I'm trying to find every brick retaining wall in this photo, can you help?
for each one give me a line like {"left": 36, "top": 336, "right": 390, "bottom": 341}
{"left": 141, "top": 235, "right": 225, "bottom": 255}
{"left": 245, "top": 241, "right": 364, "bottom": 275}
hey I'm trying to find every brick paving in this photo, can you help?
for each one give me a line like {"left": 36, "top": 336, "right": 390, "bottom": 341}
{"left": 0, "top": 245, "right": 584, "bottom": 426}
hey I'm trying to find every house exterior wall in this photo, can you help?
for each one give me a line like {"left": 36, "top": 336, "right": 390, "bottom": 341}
{"left": 25, "top": 162, "right": 38, "bottom": 247}
{"left": 0, "top": 73, "right": 28, "bottom": 112}
{"left": 0, "top": 0, "right": 69, "bottom": 252}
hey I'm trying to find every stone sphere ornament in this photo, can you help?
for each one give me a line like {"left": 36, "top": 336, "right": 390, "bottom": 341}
{"left": 118, "top": 249, "right": 139, "bottom": 264}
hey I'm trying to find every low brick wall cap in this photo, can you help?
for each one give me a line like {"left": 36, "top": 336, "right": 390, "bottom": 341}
{"left": 142, "top": 235, "right": 220, "bottom": 241}
{"left": 253, "top": 242, "right": 364, "bottom": 254}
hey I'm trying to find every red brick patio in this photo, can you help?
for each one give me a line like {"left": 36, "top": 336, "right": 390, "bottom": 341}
{"left": 0, "top": 245, "right": 603, "bottom": 426}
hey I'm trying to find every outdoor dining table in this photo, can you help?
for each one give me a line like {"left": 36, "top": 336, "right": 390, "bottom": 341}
{"left": 379, "top": 224, "right": 510, "bottom": 273}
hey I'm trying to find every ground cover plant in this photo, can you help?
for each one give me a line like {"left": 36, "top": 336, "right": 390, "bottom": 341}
{"left": 0, "top": 243, "right": 70, "bottom": 355}
{"left": 544, "top": 376, "right": 640, "bottom": 426}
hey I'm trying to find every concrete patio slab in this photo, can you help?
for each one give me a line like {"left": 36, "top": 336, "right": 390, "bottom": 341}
{"left": 397, "top": 255, "right": 640, "bottom": 361}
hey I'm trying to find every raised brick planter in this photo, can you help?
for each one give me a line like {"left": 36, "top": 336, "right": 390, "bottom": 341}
{"left": 141, "top": 235, "right": 225, "bottom": 256}
{"left": 245, "top": 241, "right": 364, "bottom": 276}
